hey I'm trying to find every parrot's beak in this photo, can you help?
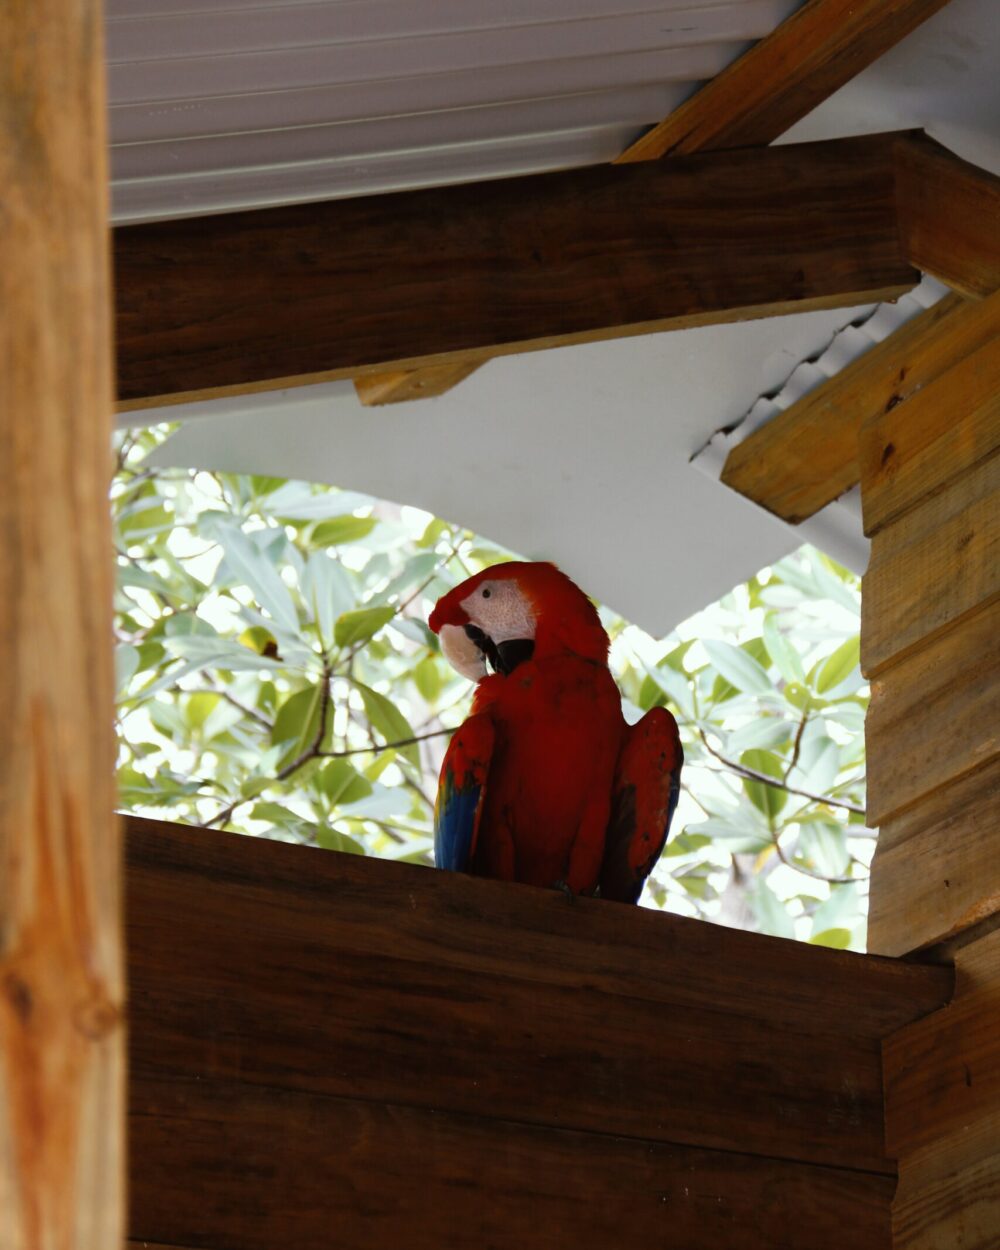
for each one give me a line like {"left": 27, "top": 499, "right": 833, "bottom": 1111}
{"left": 438, "top": 623, "right": 488, "bottom": 682}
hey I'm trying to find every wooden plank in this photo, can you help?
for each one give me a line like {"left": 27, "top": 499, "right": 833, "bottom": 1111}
{"left": 884, "top": 928, "right": 1000, "bottom": 1249}
{"left": 861, "top": 451, "right": 1000, "bottom": 675}
{"left": 126, "top": 817, "right": 952, "bottom": 1040}
{"left": 113, "top": 133, "right": 917, "bottom": 409}
{"left": 129, "top": 1076, "right": 896, "bottom": 1250}
{"left": 128, "top": 826, "right": 890, "bottom": 1172}
{"left": 354, "top": 360, "right": 485, "bottom": 407}
{"left": 859, "top": 308, "right": 1000, "bottom": 535}
{"left": 896, "top": 131, "right": 1000, "bottom": 298}
{"left": 0, "top": 1, "right": 123, "bottom": 1248}
{"left": 865, "top": 598, "right": 1000, "bottom": 826}
{"left": 868, "top": 758, "right": 1000, "bottom": 956}
{"left": 720, "top": 291, "right": 971, "bottom": 523}
{"left": 616, "top": 0, "right": 951, "bottom": 162}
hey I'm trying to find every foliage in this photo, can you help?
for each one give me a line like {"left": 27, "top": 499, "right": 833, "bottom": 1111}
{"left": 113, "top": 425, "right": 874, "bottom": 948}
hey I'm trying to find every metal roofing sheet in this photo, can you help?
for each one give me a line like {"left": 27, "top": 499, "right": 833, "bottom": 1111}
{"left": 106, "top": 0, "right": 800, "bottom": 221}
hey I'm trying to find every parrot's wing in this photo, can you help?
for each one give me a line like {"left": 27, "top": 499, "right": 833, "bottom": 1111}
{"left": 434, "top": 712, "right": 495, "bottom": 872}
{"left": 600, "top": 706, "right": 683, "bottom": 904}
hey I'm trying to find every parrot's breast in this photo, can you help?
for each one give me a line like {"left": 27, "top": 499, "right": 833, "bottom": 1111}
{"left": 472, "top": 654, "right": 625, "bottom": 892}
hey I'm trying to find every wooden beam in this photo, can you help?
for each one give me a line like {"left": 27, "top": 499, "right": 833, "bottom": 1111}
{"left": 354, "top": 359, "right": 485, "bottom": 407}
{"left": 616, "top": 0, "right": 952, "bottom": 163}
{"left": 0, "top": 0, "right": 123, "bottom": 1248}
{"left": 114, "top": 133, "right": 917, "bottom": 411}
{"left": 896, "top": 131, "right": 1000, "bottom": 297}
{"left": 126, "top": 817, "right": 951, "bottom": 1249}
{"left": 720, "top": 288, "right": 1000, "bottom": 523}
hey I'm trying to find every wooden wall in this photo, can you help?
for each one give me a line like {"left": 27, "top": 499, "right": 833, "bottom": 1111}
{"left": 860, "top": 331, "right": 1000, "bottom": 1247}
{"left": 125, "top": 816, "right": 951, "bottom": 1250}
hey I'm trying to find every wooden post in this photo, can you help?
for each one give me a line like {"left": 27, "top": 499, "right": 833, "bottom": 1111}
{"left": 0, "top": 2, "right": 123, "bottom": 1250}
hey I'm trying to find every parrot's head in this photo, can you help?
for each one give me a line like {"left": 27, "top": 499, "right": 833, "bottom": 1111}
{"left": 429, "top": 561, "right": 609, "bottom": 682}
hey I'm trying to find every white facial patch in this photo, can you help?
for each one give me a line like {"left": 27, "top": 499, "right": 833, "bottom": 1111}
{"left": 439, "top": 623, "right": 488, "bottom": 682}
{"left": 461, "top": 579, "right": 536, "bottom": 644}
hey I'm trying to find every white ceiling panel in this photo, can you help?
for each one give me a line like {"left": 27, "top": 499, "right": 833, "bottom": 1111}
{"left": 107, "top": 0, "right": 799, "bottom": 221}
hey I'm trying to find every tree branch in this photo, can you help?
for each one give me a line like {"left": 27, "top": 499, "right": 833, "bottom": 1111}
{"left": 698, "top": 729, "right": 865, "bottom": 816}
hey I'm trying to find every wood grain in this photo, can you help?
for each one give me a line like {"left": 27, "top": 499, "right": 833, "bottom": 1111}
{"left": 354, "top": 360, "right": 485, "bottom": 406}
{"left": 113, "top": 134, "right": 916, "bottom": 408}
{"left": 861, "top": 452, "right": 1000, "bottom": 675}
{"left": 616, "top": 0, "right": 951, "bottom": 162}
{"left": 896, "top": 132, "right": 1000, "bottom": 298}
{"left": 720, "top": 291, "right": 970, "bottom": 523}
{"left": 859, "top": 308, "right": 1000, "bottom": 535}
{"left": 884, "top": 929, "right": 1000, "bottom": 1249}
{"left": 868, "top": 758, "right": 1000, "bottom": 956}
{"left": 0, "top": 2, "right": 123, "bottom": 1249}
{"left": 129, "top": 1076, "right": 895, "bottom": 1250}
{"left": 128, "top": 829, "right": 889, "bottom": 1172}
{"left": 865, "top": 599, "right": 1000, "bottom": 826}
{"left": 125, "top": 816, "right": 951, "bottom": 1039}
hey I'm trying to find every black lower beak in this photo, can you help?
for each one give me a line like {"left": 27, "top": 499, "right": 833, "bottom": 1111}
{"left": 464, "top": 626, "right": 534, "bottom": 677}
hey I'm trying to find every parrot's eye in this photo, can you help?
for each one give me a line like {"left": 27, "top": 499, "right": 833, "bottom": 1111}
{"left": 482, "top": 588, "right": 491, "bottom": 599}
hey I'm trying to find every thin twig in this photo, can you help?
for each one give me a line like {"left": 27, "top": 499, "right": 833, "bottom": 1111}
{"left": 784, "top": 709, "right": 809, "bottom": 782}
{"left": 698, "top": 729, "right": 865, "bottom": 816}
{"left": 316, "top": 729, "right": 451, "bottom": 760}
{"left": 772, "top": 832, "right": 859, "bottom": 886}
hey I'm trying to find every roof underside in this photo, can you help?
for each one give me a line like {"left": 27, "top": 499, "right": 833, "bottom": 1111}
{"left": 117, "top": 0, "right": 1000, "bottom": 633}
{"left": 107, "top": 0, "right": 800, "bottom": 221}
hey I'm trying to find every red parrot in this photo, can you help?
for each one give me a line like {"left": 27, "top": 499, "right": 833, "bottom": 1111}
{"left": 428, "top": 561, "right": 682, "bottom": 904}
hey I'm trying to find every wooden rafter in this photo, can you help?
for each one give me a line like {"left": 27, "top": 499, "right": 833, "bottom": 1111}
{"left": 361, "top": 0, "right": 952, "bottom": 406}
{"left": 895, "top": 131, "right": 1000, "bottom": 298}
{"left": 115, "top": 134, "right": 916, "bottom": 411}
{"left": 616, "top": 0, "right": 953, "bottom": 162}
{"left": 719, "top": 290, "right": 1000, "bottom": 523}
{"left": 719, "top": 138, "right": 1000, "bottom": 525}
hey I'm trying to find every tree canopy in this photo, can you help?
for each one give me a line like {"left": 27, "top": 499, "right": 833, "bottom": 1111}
{"left": 114, "top": 425, "right": 873, "bottom": 948}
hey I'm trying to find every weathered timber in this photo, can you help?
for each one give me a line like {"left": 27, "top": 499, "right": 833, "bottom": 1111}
{"left": 884, "top": 929, "right": 1000, "bottom": 1249}
{"left": 617, "top": 0, "right": 951, "bottom": 162}
{"left": 859, "top": 308, "right": 1000, "bottom": 535}
{"left": 862, "top": 452, "right": 1000, "bottom": 675}
{"left": 896, "top": 132, "right": 1000, "bottom": 298}
{"left": 130, "top": 1076, "right": 896, "bottom": 1250}
{"left": 123, "top": 815, "right": 949, "bottom": 1248}
{"left": 114, "top": 134, "right": 917, "bottom": 409}
{"left": 720, "top": 291, "right": 972, "bottom": 523}
{"left": 865, "top": 599, "right": 1000, "bottom": 827}
{"left": 128, "top": 828, "right": 886, "bottom": 1171}
{"left": 126, "top": 816, "right": 951, "bottom": 1039}
{"left": 869, "top": 758, "right": 1000, "bottom": 956}
{"left": 0, "top": 1, "right": 123, "bottom": 1248}
{"left": 354, "top": 360, "right": 485, "bottom": 407}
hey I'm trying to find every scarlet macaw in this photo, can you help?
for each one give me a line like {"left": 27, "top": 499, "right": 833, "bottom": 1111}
{"left": 428, "top": 561, "right": 682, "bottom": 903}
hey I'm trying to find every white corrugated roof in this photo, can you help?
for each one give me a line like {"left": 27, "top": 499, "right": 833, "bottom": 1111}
{"left": 106, "top": 0, "right": 799, "bottom": 221}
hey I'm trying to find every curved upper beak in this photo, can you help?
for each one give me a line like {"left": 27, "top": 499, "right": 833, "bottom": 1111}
{"left": 438, "top": 623, "right": 488, "bottom": 682}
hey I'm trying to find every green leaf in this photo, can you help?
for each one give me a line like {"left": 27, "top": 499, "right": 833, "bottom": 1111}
{"left": 271, "top": 685, "right": 325, "bottom": 762}
{"left": 762, "top": 614, "right": 806, "bottom": 685}
{"left": 316, "top": 759, "right": 373, "bottom": 806}
{"left": 301, "top": 552, "right": 355, "bottom": 646}
{"left": 334, "top": 605, "right": 396, "bottom": 649}
{"left": 316, "top": 826, "right": 367, "bottom": 855}
{"left": 809, "top": 927, "right": 852, "bottom": 950}
{"left": 749, "top": 880, "right": 795, "bottom": 939}
{"left": 726, "top": 717, "right": 790, "bottom": 754}
{"left": 312, "top": 515, "right": 377, "bottom": 546}
{"left": 412, "top": 657, "right": 444, "bottom": 703}
{"left": 352, "top": 681, "right": 420, "bottom": 768}
{"left": 816, "top": 637, "right": 860, "bottom": 694}
{"left": 703, "top": 639, "right": 772, "bottom": 695}
{"left": 115, "top": 644, "right": 140, "bottom": 695}
{"left": 741, "top": 748, "right": 787, "bottom": 820}
{"left": 165, "top": 634, "right": 282, "bottom": 672}
{"left": 641, "top": 661, "right": 693, "bottom": 720}
{"left": 200, "top": 515, "right": 299, "bottom": 634}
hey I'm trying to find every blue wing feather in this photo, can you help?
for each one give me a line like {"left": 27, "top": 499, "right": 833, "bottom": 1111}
{"left": 434, "top": 713, "right": 495, "bottom": 873}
